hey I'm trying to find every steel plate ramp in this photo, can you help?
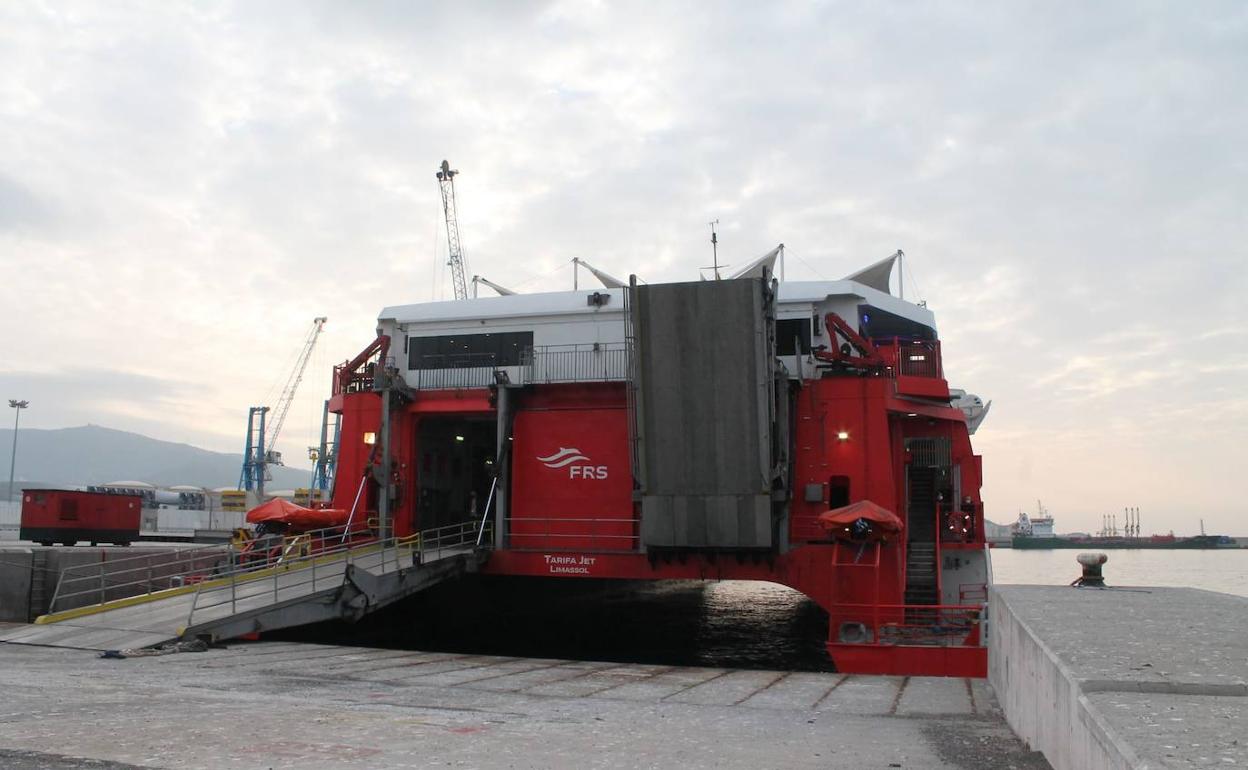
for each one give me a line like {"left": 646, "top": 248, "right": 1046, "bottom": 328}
{"left": 0, "top": 522, "right": 487, "bottom": 651}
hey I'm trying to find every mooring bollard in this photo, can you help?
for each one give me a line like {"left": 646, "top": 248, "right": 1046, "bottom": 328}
{"left": 1072, "top": 552, "right": 1108, "bottom": 587}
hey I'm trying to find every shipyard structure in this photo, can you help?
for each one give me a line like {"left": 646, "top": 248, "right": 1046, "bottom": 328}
{"left": 326, "top": 252, "right": 991, "bottom": 676}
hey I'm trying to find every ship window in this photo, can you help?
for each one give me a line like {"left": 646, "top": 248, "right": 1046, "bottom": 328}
{"left": 408, "top": 332, "right": 534, "bottom": 370}
{"left": 776, "top": 318, "right": 812, "bottom": 355}
{"left": 857, "top": 304, "right": 935, "bottom": 342}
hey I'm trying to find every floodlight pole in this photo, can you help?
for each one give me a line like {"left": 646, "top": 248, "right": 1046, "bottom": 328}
{"left": 8, "top": 400, "right": 29, "bottom": 503}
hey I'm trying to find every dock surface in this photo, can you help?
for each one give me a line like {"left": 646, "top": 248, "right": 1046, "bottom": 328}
{"left": 991, "top": 585, "right": 1247, "bottom": 769}
{"left": 0, "top": 637, "right": 1047, "bottom": 769}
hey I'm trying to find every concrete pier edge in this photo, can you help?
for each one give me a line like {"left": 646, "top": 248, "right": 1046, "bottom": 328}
{"left": 990, "top": 584, "right": 1247, "bottom": 770}
{"left": 990, "top": 586, "right": 1141, "bottom": 769}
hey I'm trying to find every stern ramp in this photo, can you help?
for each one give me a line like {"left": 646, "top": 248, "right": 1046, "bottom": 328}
{"left": 0, "top": 523, "right": 485, "bottom": 651}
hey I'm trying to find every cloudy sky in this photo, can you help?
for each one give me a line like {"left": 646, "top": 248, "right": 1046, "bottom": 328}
{"left": 1, "top": 1, "right": 1245, "bottom": 534}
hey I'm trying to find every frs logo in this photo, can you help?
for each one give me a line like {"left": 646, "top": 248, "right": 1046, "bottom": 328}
{"left": 537, "top": 448, "right": 608, "bottom": 479}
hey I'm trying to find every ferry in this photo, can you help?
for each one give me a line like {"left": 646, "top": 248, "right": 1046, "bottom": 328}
{"left": 324, "top": 248, "right": 994, "bottom": 676}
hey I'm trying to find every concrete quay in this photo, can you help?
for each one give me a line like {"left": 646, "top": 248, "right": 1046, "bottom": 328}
{"left": 0, "top": 637, "right": 1047, "bottom": 769}
{"left": 991, "top": 585, "right": 1247, "bottom": 769}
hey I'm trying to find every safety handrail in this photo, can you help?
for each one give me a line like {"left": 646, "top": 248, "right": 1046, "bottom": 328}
{"left": 181, "top": 520, "right": 490, "bottom": 631}
{"left": 503, "top": 516, "right": 640, "bottom": 552}
{"left": 476, "top": 477, "right": 498, "bottom": 547}
{"left": 830, "top": 602, "right": 984, "bottom": 647}
{"left": 48, "top": 519, "right": 493, "bottom": 617}
{"left": 48, "top": 541, "right": 235, "bottom": 614}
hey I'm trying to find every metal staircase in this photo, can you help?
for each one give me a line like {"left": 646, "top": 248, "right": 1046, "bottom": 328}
{"left": 0, "top": 522, "right": 487, "bottom": 651}
{"left": 904, "top": 467, "right": 939, "bottom": 608}
{"left": 904, "top": 542, "right": 939, "bottom": 606}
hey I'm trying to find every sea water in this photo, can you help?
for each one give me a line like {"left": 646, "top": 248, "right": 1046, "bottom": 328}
{"left": 280, "top": 550, "right": 1247, "bottom": 671}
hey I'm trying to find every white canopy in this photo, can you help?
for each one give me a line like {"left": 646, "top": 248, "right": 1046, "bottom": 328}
{"left": 842, "top": 251, "right": 898, "bottom": 295}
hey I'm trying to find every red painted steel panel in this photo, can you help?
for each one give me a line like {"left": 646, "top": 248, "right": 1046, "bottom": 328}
{"left": 895, "top": 375, "right": 951, "bottom": 399}
{"left": 828, "top": 643, "right": 987, "bottom": 678}
{"left": 329, "top": 393, "right": 381, "bottom": 514}
{"left": 510, "top": 407, "right": 635, "bottom": 551}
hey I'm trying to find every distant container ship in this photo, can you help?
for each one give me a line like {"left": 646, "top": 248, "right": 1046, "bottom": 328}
{"left": 1011, "top": 502, "right": 1235, "bottom": 549}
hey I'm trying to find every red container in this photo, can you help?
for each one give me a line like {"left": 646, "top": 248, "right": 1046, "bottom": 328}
{"left": 19, "top": 489, "right": 142, "bottom": 546}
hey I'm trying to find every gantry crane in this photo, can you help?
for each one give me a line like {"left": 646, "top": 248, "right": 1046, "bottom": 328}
{"left": 239, "top": 317, "right": 328, "bottom": 499}
{"left": 436, "top": 159, "right": 469, "bottom": 300}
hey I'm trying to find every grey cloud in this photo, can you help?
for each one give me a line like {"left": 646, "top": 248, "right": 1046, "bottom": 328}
{"left": 0, "top": 172, "right": 53, "bottom": 231}
{"left": 0, "top": 1, "right": 1245, "bottom": 531}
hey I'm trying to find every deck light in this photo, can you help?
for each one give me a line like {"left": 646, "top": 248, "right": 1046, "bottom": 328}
{"left": 363, "top": 432, "right": 376, "bottom": 445}
{"left": 837, "top": 431, "right": 850, "bottom": 441}
{"left": 455, "top": 435, "right": 465, "bottom": 442}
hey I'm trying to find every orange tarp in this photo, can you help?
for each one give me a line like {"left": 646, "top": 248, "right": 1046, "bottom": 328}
{"left": 245, "top": 498, "right": 350, "bottom": 531}
{"left": 816, "top": 500, "right": 904, "bottom": 539}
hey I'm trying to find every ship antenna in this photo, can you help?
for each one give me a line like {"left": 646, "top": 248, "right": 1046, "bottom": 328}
{"left": 707, "top": 219, "right": 721, "bottom": 280}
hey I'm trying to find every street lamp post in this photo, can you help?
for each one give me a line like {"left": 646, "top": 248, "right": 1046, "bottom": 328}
{"left": 8, "top": 400, "right": 28, "bottom": 503}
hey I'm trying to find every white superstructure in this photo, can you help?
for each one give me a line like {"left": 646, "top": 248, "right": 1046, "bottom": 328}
{"left": 378, "top": 270, "right": 939, "bottom": 391}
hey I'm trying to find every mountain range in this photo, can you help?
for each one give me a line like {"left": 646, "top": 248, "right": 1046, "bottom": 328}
{"left": 0, "top": 424, "right": 315, "bottom": 493}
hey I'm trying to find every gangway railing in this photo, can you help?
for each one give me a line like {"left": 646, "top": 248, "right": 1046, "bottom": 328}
{"left": 49, "top": 541, "right": 235, "bottom": 614}
{"left": 47, "top": 520, "right": 490, "bottom": 617}
{"left": 183, "top": 520, "right": 488, "bottom": 630}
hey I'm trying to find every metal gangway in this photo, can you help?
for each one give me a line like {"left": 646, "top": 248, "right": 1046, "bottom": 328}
{"left": 0, "top": 521, "right": 488, "bottom": 651}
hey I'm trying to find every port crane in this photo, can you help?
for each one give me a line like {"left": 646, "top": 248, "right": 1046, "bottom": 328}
{"left": 239, "top": 316, "right": 328, "bottom": 500}
{"left": 436, "top": 159, "right": 469, "bottom": 300}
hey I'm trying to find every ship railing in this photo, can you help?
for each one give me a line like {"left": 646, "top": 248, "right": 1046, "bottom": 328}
{"left": 522, "top": 343, "right": 630, "bottom": 384}
{"left": 874, "top": 339, "right": 943, "bottom": 379}
{"left": 408, "top": 353, "right": 502, "bottom": 389}
{"left": 332, "top": 355, "right": 395, "bottom": 396}
{"left": 503, "top": 516, "right": 640, "bottom": 552}
{"left": 47, "top": 519, "right": 492, "bottom": 616}
{"left": 958, "top": 582, "right": 989, "bottom": 603}
{"left": 183, "top": 519, "right": 490, "bottom": 629}
{"left": 831, "top": 602, "right": 985, "bottom": 647}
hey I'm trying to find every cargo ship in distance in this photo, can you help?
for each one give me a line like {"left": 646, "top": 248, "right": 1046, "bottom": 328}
{"left": 1011, "top": 502, "right": 1235, "bottom": 549}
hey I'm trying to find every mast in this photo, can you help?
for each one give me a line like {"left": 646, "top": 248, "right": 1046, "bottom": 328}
{"left": 898, "top": 249, "right": 905, "bottom": 300}
{"left": 708, "top": 220, "right": 721, "bottom": 280}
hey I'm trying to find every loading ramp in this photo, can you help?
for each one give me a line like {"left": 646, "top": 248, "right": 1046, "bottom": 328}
{"left": 0, "top": 522, "right": 486, "bottom": 651}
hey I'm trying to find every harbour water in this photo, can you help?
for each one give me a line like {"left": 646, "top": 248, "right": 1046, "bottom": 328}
{"left": 990, "top": 546, "right": 1248, "bottom": 597}
{"left": 281, "top": 549, "right": 1248, "bottom": 672}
